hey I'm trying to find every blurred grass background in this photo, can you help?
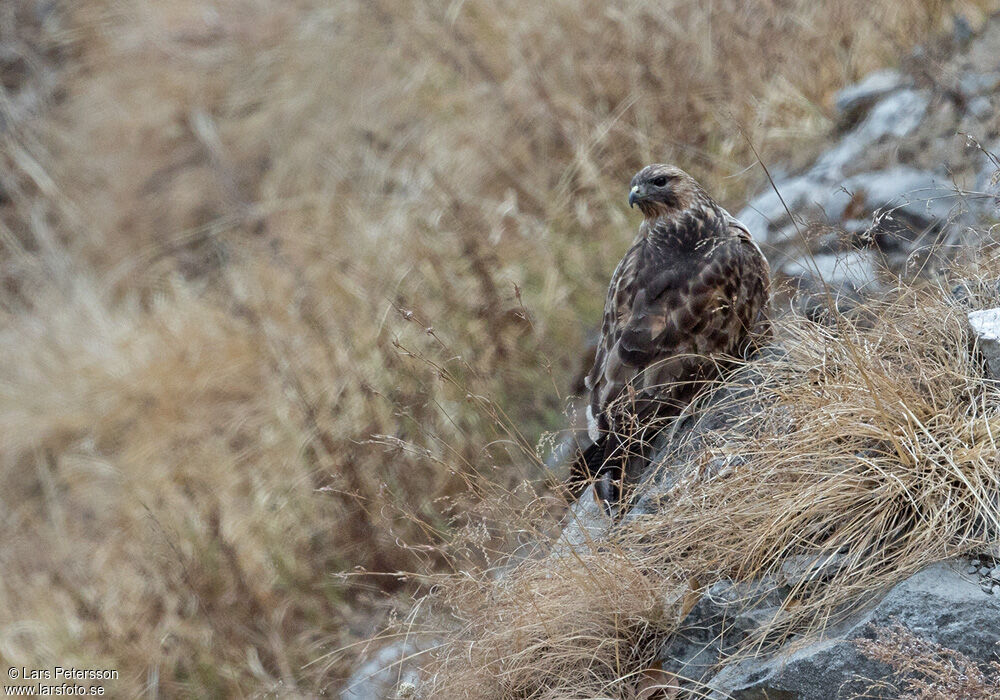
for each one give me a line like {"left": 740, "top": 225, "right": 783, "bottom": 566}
{"left": 0, "top": 0, "right": 991, "bottom": 695}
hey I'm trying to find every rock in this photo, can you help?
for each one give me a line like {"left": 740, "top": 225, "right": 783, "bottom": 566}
{"left": 553, "top": 485, "right": 611, "bottom": 555}
{"left": 840, "top": 167, "right": 957, "bottom": 226}
{"left": 778, "top": 553, "right": 847, "bottom": 586}
{"left": 781, "top": 252, "right": 879, "bottom": 291}
{"left": 731, "top": 20, "right": 1000, "bottom": 302}
{"left": 781, "top": 249, "right": 885, "bottom": 322}
{"left": 705, "top": 562, "right": 1000, "bottom": 699}
{"left": 967, "top": 308, "right": 1000, "bottom": 379}
{"left": 735, "top": 174, "right": 819, "bottom": 242}
{"left": 959, "top": 71, "right": 1000, "bottom": 98}
{"left": 657, "top": 578, "right": 787, "bottom": 686}
{"left": 967, "top": 96, "right": 992, "bottom": 119}
{"left": 814, "top": 89, "right": 930, "bottom": 178}
{"left": 951, "top": 280, "right": 1000, "bottom": 309}
{"left": 565, "top": 39, "right": 1000, "bottom": 700}
{"left": 737, "top": 166, "right": 958, "bottom": 247}
{"left": 734, "top": 54, "right": 1000, "bottom": 276}
{"left": 834, "top": 69, "right": 909, "bottom": 119}
{"left": 953, "top": 14, "right": 975, "bottom": 47}
{"left": 628, "top": 345, "right": 789, "bottom": 515}
{"left": 975, "top": 140, "right": 999, "bottom": 203}
{"left": 339, "top": 642, "right": 425, "bottom": 700}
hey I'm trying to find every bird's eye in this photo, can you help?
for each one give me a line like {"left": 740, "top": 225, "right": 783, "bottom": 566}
{"left": 651, "top": 176, "right": 668, "bottom": 187}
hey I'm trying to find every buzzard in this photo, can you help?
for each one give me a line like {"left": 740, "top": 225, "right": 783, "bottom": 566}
{"left": 578, "top": 164, "right": 770, "bottom": 507}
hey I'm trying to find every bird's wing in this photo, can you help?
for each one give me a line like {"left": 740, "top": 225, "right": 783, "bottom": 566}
{"left": 586, "top": 216, "right": 770, "bottom": 441}
{"left": 723, "top": 212, "right": 771, "bottom": 343}
{"left": 619, "top": 242, "right": 732, "bottom": 363}
{"left": 722, "top": 208, "right": 770, "bottom": 284}
{"left": 585, "top": 235, "right": 702, "bottom": 436}
{"left": 585, "top": 239, "right": 644, "bottom": 439}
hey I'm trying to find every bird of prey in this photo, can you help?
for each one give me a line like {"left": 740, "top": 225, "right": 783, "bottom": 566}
{"left": 578, "top": 164, "right": 770, "bottom": 507}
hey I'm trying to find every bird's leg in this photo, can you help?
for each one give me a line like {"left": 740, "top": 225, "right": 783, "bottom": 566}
{"left": 594, "top": 388, "right": 678, "bottom": 515}
{"left": 593, "top": 394, "right": 640, "bottom": 515}
{"left": 594, "top": 472, "right": 620, "bottom": 514}
{"left": 594, "top": 443, "right": 624, "bottom": 514}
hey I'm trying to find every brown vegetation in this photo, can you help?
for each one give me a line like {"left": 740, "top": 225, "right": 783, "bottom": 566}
{"left": 0, "top": 0, "right": 994, "bottom": 696}
{"left": 857, "top": 625, "right": 1000, "bottom": 699}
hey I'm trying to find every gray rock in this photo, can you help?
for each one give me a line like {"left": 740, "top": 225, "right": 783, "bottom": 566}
{"left": 567, "top": 27, "right": 1000, "bottom": 700}
{"left": 953, "top": 14, "right": 975, "bottom": 46}
{"left": 553, "top": 485, "right": 611, "bottom": 555}
{"left": 967, "top": 308, "right": 1000, "bottom": 379}
{"left": 959, "top": 71, "right": 1000, "bottom": 98}
{"left": 557, "top": 43, "right": 1000, "bottom": 695}
{"left": 968, "top": 96, "right": 992, "bottom": 120}
{"left": 736, "top": 174, "right": 819, "bottom": 242}
{"left": 706, "top": 562, "right": 1000, "bottom": 699}
{"left": 734, "top": 37, "right": 1000, "bottom": 274}
{"left": 736, "top": 166, "right": 959, "bottom": 246}
{"left": 975, "top": 140, "right": 999, "bottom": 204}
{"left": 339, "top": 642, "right": 425, "bottom": 700}
{"left": 814, "top": 89, "right": 930, "bottom": 178}
{"left": 841, "top": 167, "right": 959, "bottom": 226}
{"left": 628, "top": 345, "right": 789, "bottom": 514}
{"left": 778, "top": 553, "right": 848, "bottom": 587}
{"left": 781, "top": 251, "right": 879, "bottom": 291}
{"left": 657, "top": 577, "right": 788, "bottom": 686}
{"left": 834, "top": 69, "right": 910, "bottom": 117}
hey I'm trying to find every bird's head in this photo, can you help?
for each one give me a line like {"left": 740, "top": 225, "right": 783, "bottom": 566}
{"left": 628, "top": 164, "right": 702, "bottom": 218}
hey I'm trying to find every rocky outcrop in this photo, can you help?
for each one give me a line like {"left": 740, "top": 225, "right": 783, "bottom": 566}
{"left": 621, "top": 330, "right": 1000, "bottom": 697}
{"left": 648, "top": 561, "right": 1000, "bottom": 698}
{"left": 578, "top": 16, "right": 1000, "bottom": 698}
{"left": 738, "top": 16, "right": 1000, "bottom": 316}
{"left": 706, "top": 562, "right": 1000, "bottom": 699}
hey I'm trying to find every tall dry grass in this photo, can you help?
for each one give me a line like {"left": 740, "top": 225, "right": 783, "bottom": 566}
{"left": 0, "top": 0, "right": 994, "bottom": 696}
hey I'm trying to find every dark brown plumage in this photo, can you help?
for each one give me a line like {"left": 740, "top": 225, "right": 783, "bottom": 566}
{"left": 579, "top": 164, "right": 770, "bottom": 506}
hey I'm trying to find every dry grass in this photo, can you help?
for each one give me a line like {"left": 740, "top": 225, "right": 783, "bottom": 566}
{"left": 857, "top": 625, "right": 1000, "bottom": 699}
{"left": 0, "top": 0, "right": 996, "bottom": 696}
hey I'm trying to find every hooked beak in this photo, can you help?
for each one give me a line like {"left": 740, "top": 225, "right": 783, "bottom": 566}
{"left": 628, "top": 184, "right": 643, "bottom": 208}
